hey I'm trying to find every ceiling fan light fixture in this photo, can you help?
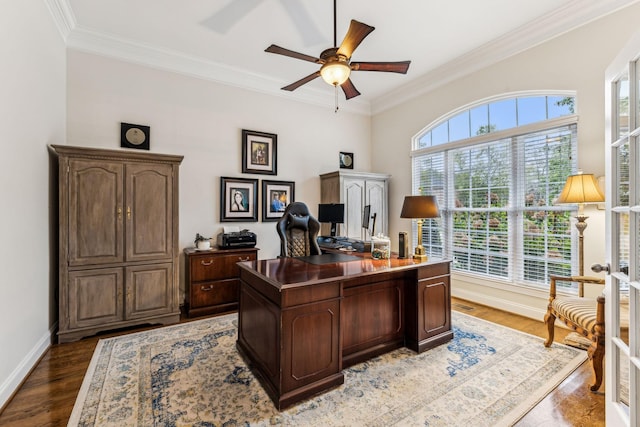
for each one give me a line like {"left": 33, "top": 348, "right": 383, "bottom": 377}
{"left": 320, "top": 60, "right": 351, "bottom": 86}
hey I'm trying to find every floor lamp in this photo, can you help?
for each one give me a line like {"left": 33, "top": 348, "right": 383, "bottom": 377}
{"left": 400, "top": 195, "right": 440, "bottom": 262}
{"left": 556, "top": 173, "right": 605, "bottom": 276}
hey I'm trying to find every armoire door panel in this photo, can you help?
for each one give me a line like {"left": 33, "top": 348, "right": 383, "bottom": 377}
{"left": 68, "top": 160, "right": 124, "bottom": 266}
{"left": 344, "top": 178, "right": 364, "bottom": 238}
{"left": 68, "top": 267, "right": 124, "bottom": 328}
{"left": 125, "top": 163, "right": 173, "bottom": 261}
{"left": 125, "top": 263, "right": 174, "bottom": 319}
{"left": 365, "top": 180, "right": 387, "bottom": 237}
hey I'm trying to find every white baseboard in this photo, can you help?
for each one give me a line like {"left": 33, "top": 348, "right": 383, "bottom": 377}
{"left": 0, "top": 324, "right": 55, "bottom": 409}
{"left": 452, "top": 287, "right": 548, "bottom": 322}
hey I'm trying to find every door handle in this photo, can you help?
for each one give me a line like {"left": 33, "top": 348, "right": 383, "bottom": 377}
{"left": 591, "top": 263, "right": 610, "bottom": 274}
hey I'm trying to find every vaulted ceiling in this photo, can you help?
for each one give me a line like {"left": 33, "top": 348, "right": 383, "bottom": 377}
{"left": 49, "top": 0, "right": 640, "bottom": 114}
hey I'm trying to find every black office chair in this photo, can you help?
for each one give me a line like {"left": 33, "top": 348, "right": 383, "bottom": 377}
{"left": 276, "top": 202, "right": 321, "bottom": 257}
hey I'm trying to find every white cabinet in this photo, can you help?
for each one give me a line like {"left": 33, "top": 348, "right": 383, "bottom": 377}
{"left": 320, "top": 171, "right": 390, "bottom": 240}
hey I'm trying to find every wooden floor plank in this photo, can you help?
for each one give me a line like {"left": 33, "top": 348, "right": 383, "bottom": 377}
{"left": 0, "top": 298, "right": 604, "bottom": 426}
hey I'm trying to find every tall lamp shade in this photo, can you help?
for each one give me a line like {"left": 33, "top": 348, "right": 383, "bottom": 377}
{"left": 556, "top": 173, "right": 604, "bottom": 276}
{"left": 401, "top": 195, "right": 440, "bottom": 262}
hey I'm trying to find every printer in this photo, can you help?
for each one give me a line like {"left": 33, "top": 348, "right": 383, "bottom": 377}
{"left": 217, "top": 228, "right": 257, "bottom": 249}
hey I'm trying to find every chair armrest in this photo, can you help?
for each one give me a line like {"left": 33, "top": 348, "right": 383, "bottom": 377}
{"left": 548, "top": 275, "right": 604, "bottom": 299}
{"left": 570, "top": 275, "right": 605, "bottom": 285}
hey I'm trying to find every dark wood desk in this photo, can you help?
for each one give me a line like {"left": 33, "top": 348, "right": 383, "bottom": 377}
{"left": 236, "top": 255, "right": 452, "bottom": 410}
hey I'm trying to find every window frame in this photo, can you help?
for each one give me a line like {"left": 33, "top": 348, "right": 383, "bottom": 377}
{"left": 411, "top": 94, "right": 579, "bottom": 291}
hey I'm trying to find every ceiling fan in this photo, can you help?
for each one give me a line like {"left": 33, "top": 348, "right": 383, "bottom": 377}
{"left": 265, "top": 0, "right": 411, "bottom": 100}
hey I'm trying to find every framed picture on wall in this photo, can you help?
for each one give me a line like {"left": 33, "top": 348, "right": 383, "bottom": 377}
{"left": 242, "top": 129, "right": 277, "bottom": 175}
{"left": 262, "top": 180, "right": 295, "bottom": 222}
{"left": 120, "top": 122, "right": 150, "bottom": 150}
{"left": 220, "top": 177, "right": 258, "bottom": 222}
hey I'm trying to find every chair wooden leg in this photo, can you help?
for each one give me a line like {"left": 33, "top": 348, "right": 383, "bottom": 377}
{"left": 588, "top": 339, "right": 605, "bottom": 391}
{"left": 543, "top": 309, "right": 555, "bottom": 347}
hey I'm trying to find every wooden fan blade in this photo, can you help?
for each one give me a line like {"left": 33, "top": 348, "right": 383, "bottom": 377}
{"left": 336, "top": 20, "right": 374, "bottom": 60}
{"left": 265, "top": 45, "right": 321, "bottom": 64}
{"left": 351, "top": 61, "right": 411, "bottom": 74}
{"left": 341, "top": 78, "right": 361, "bottom": 100}
{"left": 282, "top": 71, "right": 321, "bottom": 91}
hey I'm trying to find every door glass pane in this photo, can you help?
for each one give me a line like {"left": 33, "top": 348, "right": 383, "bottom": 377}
{"left": 637, "top": 59, "right": 640, "bottom": 127}
{"left": 637, "top": 217, "right": 640, "bottom": 279}
{"left": 633, "top": 288, "right": 639, "bottom": 354}
{"left": 619, "top": 350, "right": 630, "bottom": 409}
{"left": 636, "top": 139, "right": 640, "bottom": 209}
{"left": 618, "top": 212, "right": 630, "bottom": 274}
{"left": 618, "top": 75, "right": 630, "bottom": 139}
{"left": 618, "top": 142, "right": 630, "bottom": 206}
{"left": 619, "top": 278, "right": 630, "bottom": 346}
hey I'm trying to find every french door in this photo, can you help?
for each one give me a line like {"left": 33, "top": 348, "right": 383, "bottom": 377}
{"left": 604, "top": 31, "right": 640, "bottom": 426}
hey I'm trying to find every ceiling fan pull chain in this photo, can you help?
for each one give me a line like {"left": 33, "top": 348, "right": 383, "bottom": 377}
{"left": 334, "top": 85, "right": 340, "bottom": 113}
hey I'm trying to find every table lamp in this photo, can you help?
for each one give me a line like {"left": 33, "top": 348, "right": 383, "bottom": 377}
{"left": 400, "top": 195, "right": 440, "bottom": 262}
{"left": 555, "top": 172, "right": 604, "bottom": 276}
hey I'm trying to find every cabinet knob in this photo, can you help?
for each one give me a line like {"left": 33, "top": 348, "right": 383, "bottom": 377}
{"left": 200, "top": 259, "right": 213, "bottom": 266}
{"left": 238, "top": 256, "right": 250, "bottom": 262}
{"left": 200, "top": 285, "right": 214, "bottom": 291}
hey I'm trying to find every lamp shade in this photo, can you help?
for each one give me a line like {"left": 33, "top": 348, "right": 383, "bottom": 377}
{"left": 400, "top": 195, "right": 440, "bottom": 219}
{"left": 320, "top": 60, "right": 351, "bottom": 86}
{"left": 556, "top": 173, "right": 604, "bottom": 204}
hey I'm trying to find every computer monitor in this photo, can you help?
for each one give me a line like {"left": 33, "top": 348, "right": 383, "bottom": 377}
{"left": 362, "top": 204, "right": 377, "bottom": 237}
{"left": 362, "top": 205, "right": 371, "bottom": 230}
{"left": 318, "top": 203, "right": 344, "bottom": 237}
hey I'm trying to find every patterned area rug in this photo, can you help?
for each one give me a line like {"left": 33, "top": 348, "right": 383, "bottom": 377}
{"left": 69, "top": 312, "right": 586, "bottom": 426}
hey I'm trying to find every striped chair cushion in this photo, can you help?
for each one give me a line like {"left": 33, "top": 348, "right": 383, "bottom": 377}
{"left": 551, "top": 297, "right": 598, "bottom": 334}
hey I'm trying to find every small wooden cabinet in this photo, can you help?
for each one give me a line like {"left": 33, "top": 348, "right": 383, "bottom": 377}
{"left": 50, "top": 145, "right": 183, "bottom": 343}
{"left": 184, "top": 247, "right": 258, "bottom": 317}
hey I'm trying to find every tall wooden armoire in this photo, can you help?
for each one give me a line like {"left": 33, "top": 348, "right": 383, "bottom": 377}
{"left": 49, "top": 145, "right": 183, "bottom": 343}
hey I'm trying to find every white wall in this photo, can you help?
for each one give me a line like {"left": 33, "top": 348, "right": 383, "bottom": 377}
{"left": 372, "top": 4, "right": 640, "bottom": 320}
{"left": 0, "top": 0, "right": 66, "bottom": 408}
{"left": 66, "top": 50, "right": 372, "bottom": 289}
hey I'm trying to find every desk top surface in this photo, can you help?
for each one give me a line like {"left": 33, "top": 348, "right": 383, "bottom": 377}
{"left": 238, "top": 255, "right": 449, "bottom": 289}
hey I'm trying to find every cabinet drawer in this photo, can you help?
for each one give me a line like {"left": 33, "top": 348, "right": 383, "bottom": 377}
{"left": 190, "top": 279, "right": 239, "bottom": 308}
{"left": 417, "top": 262, "right": 449, "bottom": 280}
{"left": 190, "top": 252, "right": 256, "bottom": 282}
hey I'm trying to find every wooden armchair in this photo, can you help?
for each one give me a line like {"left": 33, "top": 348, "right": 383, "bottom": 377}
{"left": 543, "top": 275, "right": 605, "bottom": 391}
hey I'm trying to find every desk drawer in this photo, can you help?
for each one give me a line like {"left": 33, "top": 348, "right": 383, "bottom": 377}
{"left": 417, "top": 262, "right": 449, "bottom": 280}
{"left": 190, "top": 252, "right": 256, "bottom": 282}
{"left": 190, "top": 279, "right": 239, "bottom": 308}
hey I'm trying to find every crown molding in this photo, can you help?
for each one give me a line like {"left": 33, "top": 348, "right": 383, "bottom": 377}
{"left": 44, "top": 0, "right": 76, "bottom": 42}
{"left": 370, "top": 0, "right": 640, "bottom": 116}
{"left": 65, "top": 25, "right": 370, "bottom": 115}
{"left": 48, "top": 0, "right": 639, "bottom": 117}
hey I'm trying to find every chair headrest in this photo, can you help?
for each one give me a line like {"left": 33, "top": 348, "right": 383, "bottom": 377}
{"left": 284, "top": 202, "right": 312, "bottom": 217}
{"left": 286, "top": 213, "right": 309, "bottom": 231}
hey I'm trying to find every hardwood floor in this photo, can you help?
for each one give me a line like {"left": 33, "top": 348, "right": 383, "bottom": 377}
{"left": 452, "top": 299, "right": 605, "bottom": 427}
{"left": 0, "top": 298, "right": 604, "bottom": 426}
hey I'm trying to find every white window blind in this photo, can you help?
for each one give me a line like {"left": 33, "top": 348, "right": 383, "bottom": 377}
{"left": 516, "top": 126, "right": 576, "bottom": 283}
{"left": 412, "top": 121, "right": 577, "bottom": 288}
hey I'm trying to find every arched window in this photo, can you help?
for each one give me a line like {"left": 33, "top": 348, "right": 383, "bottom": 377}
{"left": 412, "top": 92, "right": 577, "bottom": 288}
